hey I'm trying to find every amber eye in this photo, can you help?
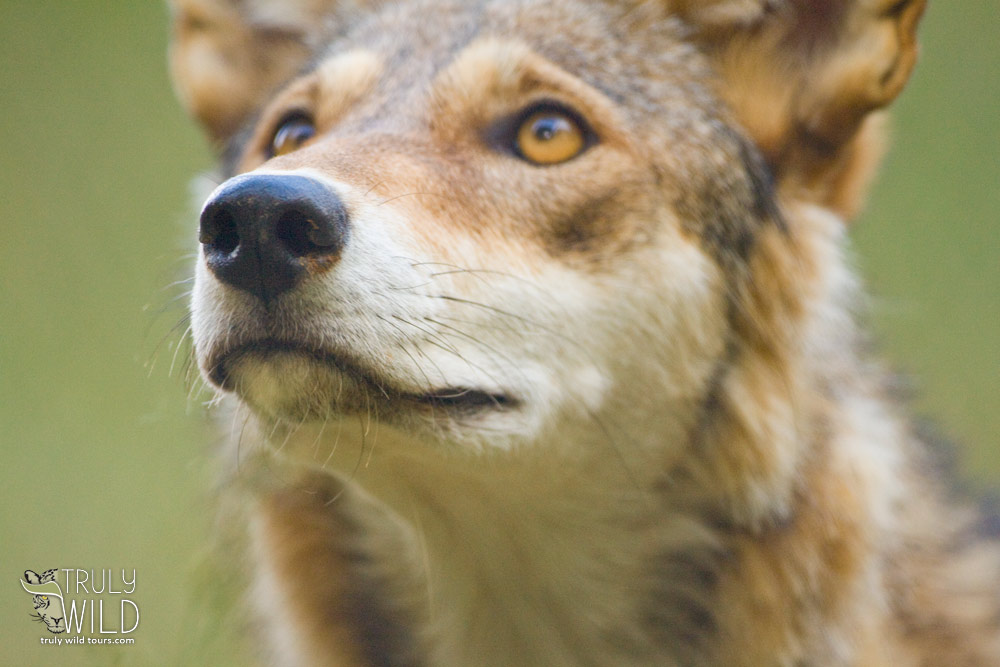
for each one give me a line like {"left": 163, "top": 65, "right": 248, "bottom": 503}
{"left": 516, "top": 109, "right": 586, "bottom": 165}
{"left": 270, "top": 114, "right": 316, "bottom": 157}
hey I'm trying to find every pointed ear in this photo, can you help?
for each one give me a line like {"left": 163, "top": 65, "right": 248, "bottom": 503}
{"left": 168, "top": 0, "right": 355, "bottom": 145}
{"left": 673, "top": 0, "right": 926, "bottom": 219}
{"left": 24, "top": 570, "right": 41, "bottom": 585}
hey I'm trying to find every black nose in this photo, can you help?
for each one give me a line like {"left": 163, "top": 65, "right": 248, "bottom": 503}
{"left": 198, "top": 174, "right": 349, "bottom": 301}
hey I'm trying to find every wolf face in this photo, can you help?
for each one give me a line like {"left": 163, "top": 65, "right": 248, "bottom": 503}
{"left": 180, "top": 0, "right": 916, "bottom": 457}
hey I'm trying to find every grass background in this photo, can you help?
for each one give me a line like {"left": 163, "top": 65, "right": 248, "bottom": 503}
{"left": 1, "top": 1, "right": 996, "bottom": 664}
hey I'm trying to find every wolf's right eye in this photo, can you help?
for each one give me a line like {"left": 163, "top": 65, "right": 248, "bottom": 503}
{"left": 270, "top": 114, "right": 316, "bottom": 157}
{"left": 516, "top": 109, "right": 586, "bottom": 165}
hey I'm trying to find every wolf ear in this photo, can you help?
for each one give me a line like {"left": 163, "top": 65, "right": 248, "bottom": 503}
{"left": 168, "top": 0, "right": 355, "bottom": 145}
{"left": 24, "top": 570, "right": 41, "bottom": 585}
{"left": 673, "top": 0, "right": 926, "bottom": 219}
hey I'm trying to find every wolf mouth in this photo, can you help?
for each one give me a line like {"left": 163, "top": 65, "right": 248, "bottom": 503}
{"left": 209, "top": 339, "right": 517, "bottom": 413}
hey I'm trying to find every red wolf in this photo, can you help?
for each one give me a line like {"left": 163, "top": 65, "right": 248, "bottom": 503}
{"left": 169, "top": 0, "right": 1000, "bottom": 664}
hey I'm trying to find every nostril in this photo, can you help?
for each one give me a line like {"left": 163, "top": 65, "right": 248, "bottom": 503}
{"left": 201, "top": 209, "right": 239, "bottom": 255}
{"left": 276, "top": 209, "right": 340, "bottom": 257}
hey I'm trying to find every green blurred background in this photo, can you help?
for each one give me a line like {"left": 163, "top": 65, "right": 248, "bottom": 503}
{"left": 0, "top": 1, "right": 996, "bottom": 664}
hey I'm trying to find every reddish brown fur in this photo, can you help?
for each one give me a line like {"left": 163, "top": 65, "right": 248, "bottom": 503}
{"left": 255, "top": 470, "right": 426, "bottom": 666}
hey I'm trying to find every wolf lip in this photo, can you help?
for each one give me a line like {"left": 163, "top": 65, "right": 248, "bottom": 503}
{"left": 417, "top": 387, "right": 515, "bottom": 411}
{"left": 208, "top": 339, "right": 516, "bottom": 412}
{"left": 207, "top": 339, "right": 337, "bottom": 389}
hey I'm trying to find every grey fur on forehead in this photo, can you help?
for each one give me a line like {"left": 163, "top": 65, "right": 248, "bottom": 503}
{"left": 308, "top": 0, "right": 712, "bottom": 119}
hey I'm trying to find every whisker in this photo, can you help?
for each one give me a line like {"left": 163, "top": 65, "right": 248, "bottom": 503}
{"left": 375, "top": 314, "right": 452, "bottom": 385}
{"left": 386, "top": 281, "right": 434, "bottom": 291}
{"left": 233, "top": 407, "right": 253, "bottom": 475}
{"left": 424, "top": 317, "right": 534, "bottom": 390}
{"left": 391, "top": 315, "right": 463, "bottom": 356}
{"left": 425, "top": 295, "right": 565, "bottom": 340}
{"left": 274, "top": 414, "right": 307, "bottom": 455}
{"left": 168, "top": 324, "right": 195, "bottom": 379}
{"left": 363, "top": 180, "right": 387, "bottom": 198}
{"left": 376, "top": 191, "right": 459, "bottom": 207}
{"left": 159, "top": 277, "right": 195, "bottom": 292}
{"left": 146, "top": 313, "right": 193, "bottom": 379}
{"left": 365, "top": 399, "right": 380, "bottom": 468}
{"left": 320, "top": 411, "right": 345, "bottom": 469}
{"left": 310, "top": 414, "right": 330, "bottom": 460}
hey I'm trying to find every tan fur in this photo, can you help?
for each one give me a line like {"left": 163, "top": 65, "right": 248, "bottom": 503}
{"left": 170, "top": 1, "right": 1000, "bottom": 665}
{"left": 671, "top": 0, "right": 927, "bottom": 217}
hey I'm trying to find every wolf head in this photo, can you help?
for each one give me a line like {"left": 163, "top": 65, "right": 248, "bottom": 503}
{"left": 170, "top": 0, "right": 924, "bottom": 519}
